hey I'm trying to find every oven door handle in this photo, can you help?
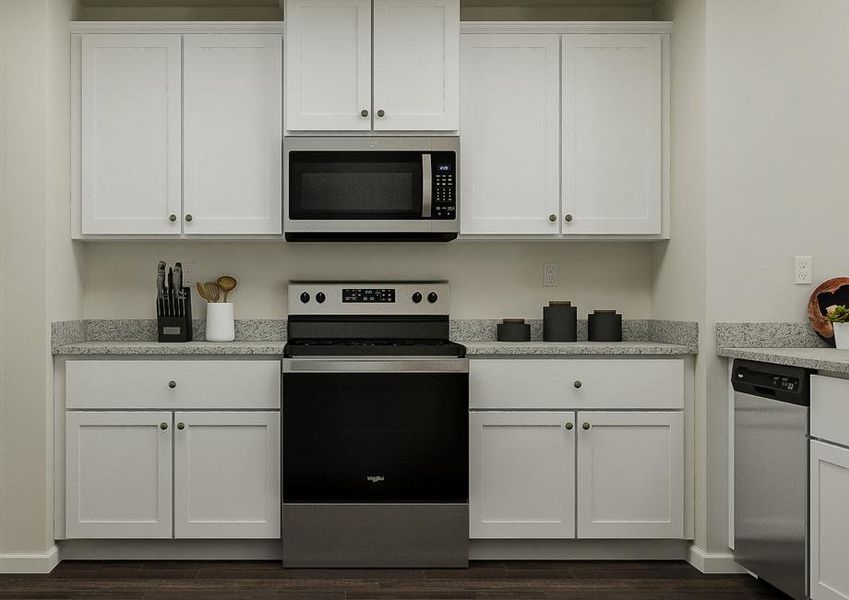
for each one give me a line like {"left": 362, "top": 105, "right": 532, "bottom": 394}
{"left": 283, "top": 358, "right": 468, "bottom": 373}
{"left": 421, "top": 153, "right": 432, "bottom": 218}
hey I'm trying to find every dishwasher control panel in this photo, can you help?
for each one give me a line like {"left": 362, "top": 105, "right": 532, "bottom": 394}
{"left": 731, "top": 360, "right": 811, "bottom": 405}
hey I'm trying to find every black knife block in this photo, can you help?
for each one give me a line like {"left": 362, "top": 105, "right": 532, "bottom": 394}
{"left": 157, "top": 287, "right": 193, "bottom": 343}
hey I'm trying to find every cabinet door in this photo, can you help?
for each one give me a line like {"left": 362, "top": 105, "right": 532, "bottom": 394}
{"left": 470, "top": 411, "right": 576, "bottom": 539}
{"left": 285, "top": 0, "right": 372, "bottom": 131}
{"left": 576, "top": 411, "right": 683, "bottom": 538}
{"left": 81, "top": 34, "right": 182, "bottom": 235}
{"left": 563, "top": 34, "right": 662, "bottom": 235}
{"left": 183, "top": 34, "right": 282, "bottom": 235}
{"left": 174, "top": 411, "right": 280, "bottom": 538}
{"left": 460, "top": 34, "right": 560, "bottom": 235}
{"left": 372, "top": 0, "right": 459, "bottom": 131}
{"left": 66, "top": 411, "right": 172, "bottom": 539}
{"left": 810, "top": 441, "right": 849, "bottom": 600}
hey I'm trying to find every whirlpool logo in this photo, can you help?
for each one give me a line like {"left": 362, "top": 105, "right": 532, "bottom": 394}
{"left": 366, "top": 475, "right": 385, "bottom": 483}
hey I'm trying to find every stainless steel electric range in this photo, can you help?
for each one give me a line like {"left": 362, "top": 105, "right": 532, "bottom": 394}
{"left": 281, "top": 281, "right": 469, "bottom": 568}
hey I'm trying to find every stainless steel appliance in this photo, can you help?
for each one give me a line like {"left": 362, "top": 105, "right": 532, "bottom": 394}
{"left": 283, "top": 137, "right": 459, "bottom": 242}
{"left": 281, "top": 281, "right": 469, "bottom": 567}
{"left": 733, "top": 359, "right": 811, "bottom": 600}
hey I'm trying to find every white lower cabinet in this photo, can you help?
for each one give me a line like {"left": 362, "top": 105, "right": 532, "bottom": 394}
{"left": 174, "top": 412, "right": 280, "bottom": 539}
{"left": 576, "top": 411, "right": 683, "bottom": 539}
{"left": 66, "top": 411, "right": 173, "bottom": 539}
{"left": 470, "top": 411, "right": 576, "bottom": 538}
{"left": 810, "top": 440, "right": 849, "bottom": 600}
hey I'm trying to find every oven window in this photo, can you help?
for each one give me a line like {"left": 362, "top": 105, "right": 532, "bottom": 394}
{"left": 283, "top": 372, "right": 469, "bottom": 503}
{"left": 289, "top": 151, "right": 424, "bottom": 220}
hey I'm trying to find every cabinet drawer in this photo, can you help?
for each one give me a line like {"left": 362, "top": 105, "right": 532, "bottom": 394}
{"left": 66, "top": 360, "right": 280, "bottom": 410}
{"left": 812, "top": 375, "right": 849, "bottom": 448}
{"left": 470, "top": 359, "right": 683, "bottom": 410}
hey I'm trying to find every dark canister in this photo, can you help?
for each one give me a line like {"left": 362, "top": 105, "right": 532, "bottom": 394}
{"left": 497, "top": 319, "right": 531, "bottom": 342}
{"left": 588, "top": 310, "right": 623, "bottom": 342}
{"left": 543, "top": 301, "right": 578, "bottom": 342}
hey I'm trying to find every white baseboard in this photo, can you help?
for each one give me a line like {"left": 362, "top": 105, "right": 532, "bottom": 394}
{"left": 471, "top": 539, "right": 689, "bottom": 561}
{"left": 58, "top": 539, "right": 282, "bottom": 561}
{"left": 687, "top": 544, "right": 747, "bottom": 574}
{"left": 0, "top": 545, "right": 59, "bottom": 574}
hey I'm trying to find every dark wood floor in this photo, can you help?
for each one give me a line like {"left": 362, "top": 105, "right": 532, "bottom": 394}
{"left": 0, "top": 560, "right": 790, "bottom": 600}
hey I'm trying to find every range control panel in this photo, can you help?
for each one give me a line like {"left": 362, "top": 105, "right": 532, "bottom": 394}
{"left": 431, "top": 153, "right": 456, "bottom": 220}
{"left": 289, "top": 282, "right": 450, "bottom": 316}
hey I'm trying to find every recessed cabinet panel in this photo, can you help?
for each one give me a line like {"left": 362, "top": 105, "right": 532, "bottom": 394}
{"left": 183, "top": 34, "right": 282, "bottom": 235}
{"left": 174, "top": 412, "right": 280, "bottom": 539}
{"left": 66, "top": 411, "right": 173, "bottom": 539}
{"left": 285, "top": 0, "right": 372, "bottom": 131}
{"left": 460, "top": 34, "right": 560, "bottom": 234}
{"left": 80, "top": 34, "right": 182, "bottom": 235}
{"left": 470, "top": 411, "right": 576, "bottom": 539}
{"left": 810, "top": 440, "right": 849, "bottom": 600}
{"left": 563, "top": 34, "right": 662, "bottom": 235}
{"left": 576, "top": 411, "right": 683, "bottom": 538}
{"left": 372, "top": 0, "right": 460, "bottom": 131}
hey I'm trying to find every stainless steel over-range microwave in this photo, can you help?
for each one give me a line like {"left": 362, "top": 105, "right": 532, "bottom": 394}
{"left": 283, "top": 137, "right": 459, "bottom": 242}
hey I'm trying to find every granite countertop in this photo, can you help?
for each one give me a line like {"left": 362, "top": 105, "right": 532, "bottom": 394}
{"left": 463, "top": 341, "right": 695, "bottom": 356}
{"left": 716, "top": 347, "right": 849, "bottom": 374}
{"left": 54, "top": 340, "right": 694, "bottom": 357}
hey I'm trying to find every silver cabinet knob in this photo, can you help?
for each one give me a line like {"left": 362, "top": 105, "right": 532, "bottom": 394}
{"left": 159, "top": 422, "right": 168, "bottom": 430}
{"left": 168, "top": 380, "right": 176, "bottom": 389}
{"left": 185, "top": 214, "right": 193, "bottom": 222}
{"left": 549, "top": 214, "right": 557, "bottom": 222}
{"left": 565, "top": 422, "right": 574, "bottom": 431}
{"left": 582, "top": 422, "right": 591, "bottom": 431}
{"left": 177, "top": 422, "right": 185, "bottom": 430}
{"left": 377, "top": 109, "right": 386, "bottom": 117}
{"left": 573, "top": 380, "right": 582, "bottom": 389}
{"left": 564, "top": 214, "right": 574, "bottom": 223}
{"left": 169, "top": 214, "right": 177, "bottom": 222}
{"left": 361, "top": 109, "right": 369, "bottom": 117}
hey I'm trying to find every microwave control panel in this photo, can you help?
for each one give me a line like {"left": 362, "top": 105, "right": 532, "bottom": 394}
{"left": 432, "top": 152, "right": 456, "bottom": 219}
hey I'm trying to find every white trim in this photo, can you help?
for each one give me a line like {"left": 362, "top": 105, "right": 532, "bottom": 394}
{"left": 686, "top": 544, "right": 747, "bottom": 574}
{"left": 460, "top": 21, "right": 673, "bottom": 35}
{"left": 0, "top": 546, "right": 60, "bottom": 574}
{"left": 58, "top": 539, "right": 281, "bottom": 561}
{"left": 471, "top": 539, "right": 688, "bottom": 561}
{"left": 70, "top": 21, "right": 284, "bottom": 34}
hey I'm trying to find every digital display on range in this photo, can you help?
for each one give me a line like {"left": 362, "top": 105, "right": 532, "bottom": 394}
{"left": 342, "top": 288, "right": 396, "bottom": 303}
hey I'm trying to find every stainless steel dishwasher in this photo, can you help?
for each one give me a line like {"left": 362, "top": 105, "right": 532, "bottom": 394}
{"left": 733, "top": 359, "right": 811, "bottom": 600}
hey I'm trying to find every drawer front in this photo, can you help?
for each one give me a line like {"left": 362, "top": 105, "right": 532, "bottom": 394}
{"left": 812, "top": 375, "right": 849, "bottom": 448}
{"left": 469, "top": 359, "right": 684, "bottom": 410}
{"left": 66, "top": 360, "right": 280, "bottom": 410}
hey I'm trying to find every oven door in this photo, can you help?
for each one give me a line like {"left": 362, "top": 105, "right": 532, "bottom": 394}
{"left": 283, "top": 137, "right": 459, "bottom": 241}
{"left": 282, "top": 358, "right": 469, "bottom": 503}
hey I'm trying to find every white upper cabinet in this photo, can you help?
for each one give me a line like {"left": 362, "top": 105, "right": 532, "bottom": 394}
{"left": 285, "top": 0, "right": 459, "bottom": 132}
{"left": 460, "top": 34, "right": 560, "bottom": 235}
{"left": 372, "top": 0, "right": 460, "bottom": 131}
{"left": 285, "top": 0, "right": 372, "bottom": 131}
{"left": 80, "top": 34, "right": 182, "bottom": 235}
{"left": 563, "top": 34, "right": 663, "bottom": 235}
{"left": 183, "top": 34, "right": 282, "bottom": 235}
{"left": 576, "top": 411, "right": 683, "bottom": 539}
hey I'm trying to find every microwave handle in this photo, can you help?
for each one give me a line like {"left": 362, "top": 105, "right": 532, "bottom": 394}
{"left": 422, "top": 153, "right": 432, "bottom": 218}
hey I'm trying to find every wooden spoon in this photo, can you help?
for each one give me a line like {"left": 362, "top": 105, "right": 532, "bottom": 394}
{"left": 216, "top": 275, "right": 237, "bottom": 302}
{"left": 204, "top": 281, "right": 221, "bottom": 303}
{"left": 196, "top": 281, "right": 211, "bottom": 303}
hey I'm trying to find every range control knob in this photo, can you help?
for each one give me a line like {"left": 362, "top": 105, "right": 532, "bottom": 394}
{"left": 412, "top": 292, "right": 423, "bottom": 304}
{"left": 316, "top": 292, "right": 326, "bottom": 304}
{"left": 427, "top": 292, "right": 439, "bottom": 304}
{"left": 300, "top": 292, "right": 310, "bottom": 304}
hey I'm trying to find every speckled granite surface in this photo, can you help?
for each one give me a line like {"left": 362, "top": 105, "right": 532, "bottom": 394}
{"left": 465, "top": 341, "right": 694, "bottom": 356}
{"left": 53, "top": 318, "right": 698, "bottom": 356}
{"left": 716, "top": 322, "right": 828, "bottom": 349}
{"left": 716, "top": 347, "right": 849, "bottom": 374}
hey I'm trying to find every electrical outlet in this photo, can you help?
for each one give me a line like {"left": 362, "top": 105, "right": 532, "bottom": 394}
{"left": 543, "top": 263, "right": 559, "bottom": 287}
{"left": 794, "top": 255, "right": 813, "bottom": 285}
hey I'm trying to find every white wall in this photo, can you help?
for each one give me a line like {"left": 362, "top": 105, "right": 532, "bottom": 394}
{"left": 83, "top": 242, "right": 654, "bottom": 320}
